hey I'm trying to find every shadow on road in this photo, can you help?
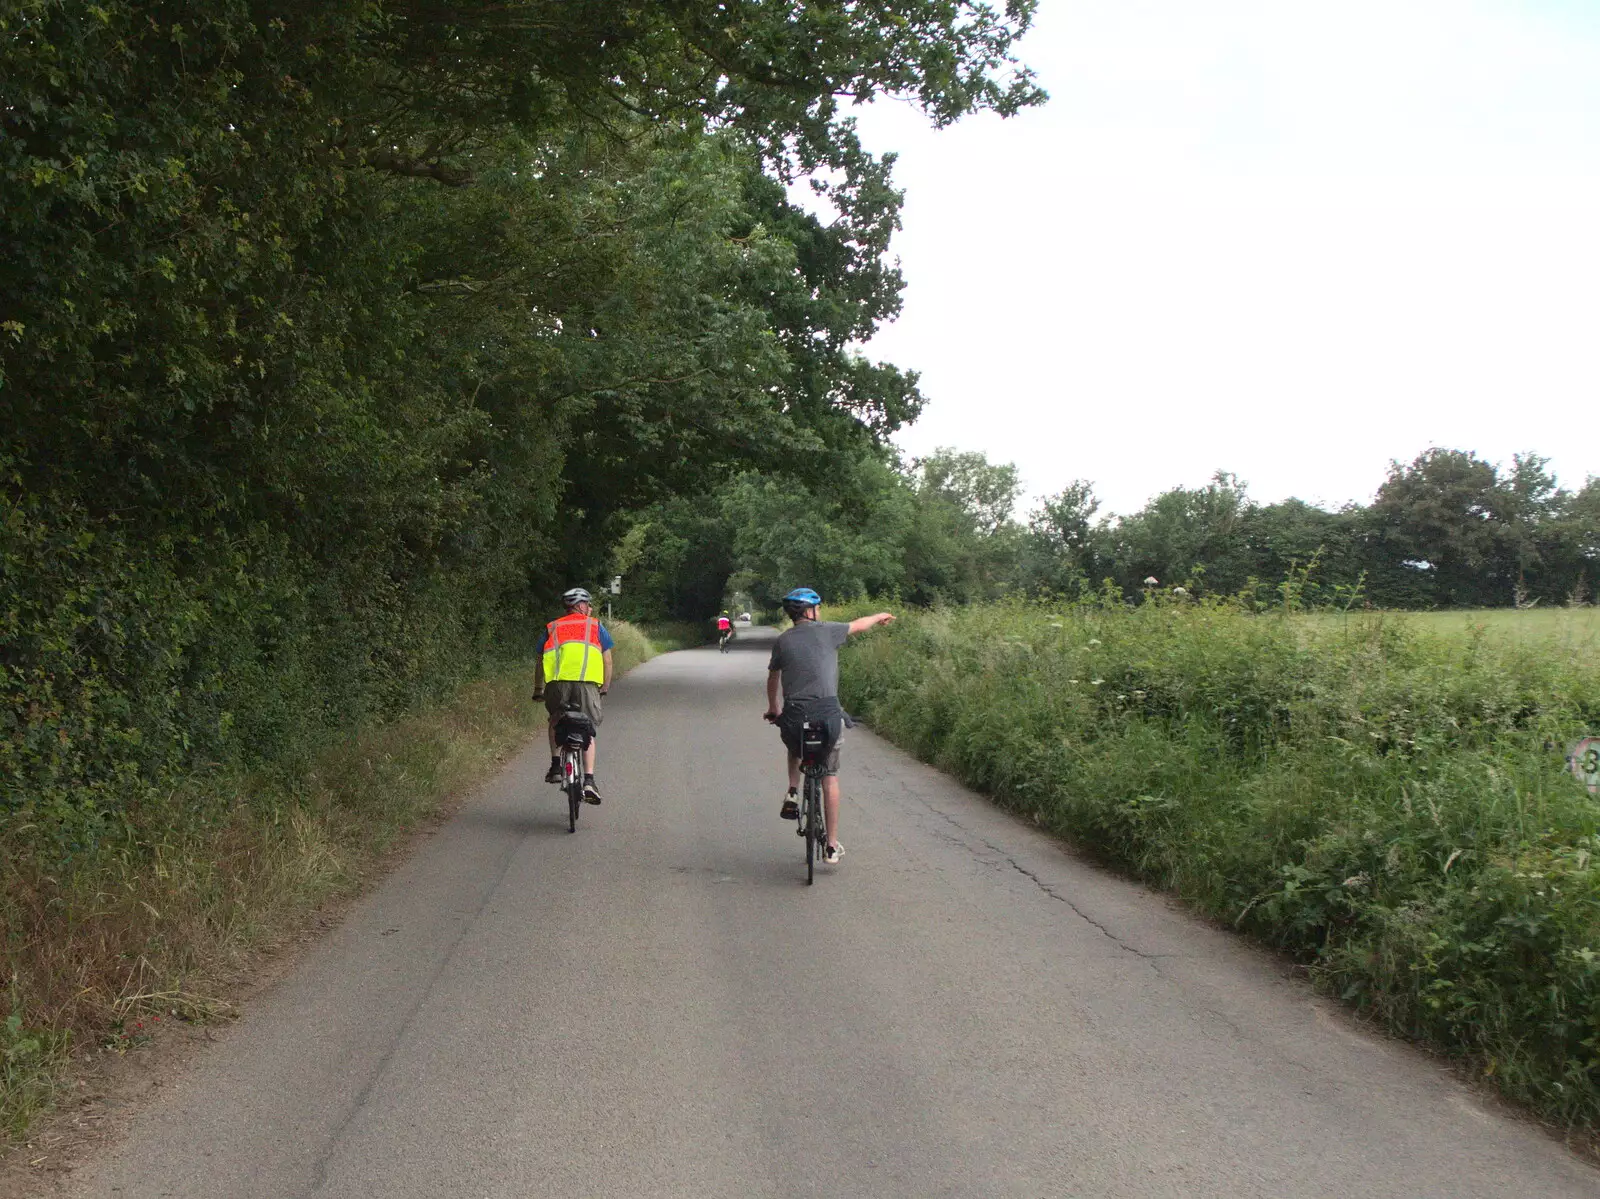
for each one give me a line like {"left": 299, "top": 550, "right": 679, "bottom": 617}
{"left": 458, "top": 806, "right": 581, "bottom": 838}
{"left": 707, "top": 630, "right": 775, "bottom": 655}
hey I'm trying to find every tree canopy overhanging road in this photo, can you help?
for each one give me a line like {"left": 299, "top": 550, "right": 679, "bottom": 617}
{"left": 68, "top": 634, "right": 1597, "bottom": 1198}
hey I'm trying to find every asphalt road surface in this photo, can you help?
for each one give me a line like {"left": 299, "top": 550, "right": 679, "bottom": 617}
{"left": 71, "top": 630, "right": 1597, "bottom": 1197}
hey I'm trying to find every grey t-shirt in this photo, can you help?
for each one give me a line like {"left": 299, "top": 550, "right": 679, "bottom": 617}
{"left": 768, "top": 620, "right": 851, "bottom": 703}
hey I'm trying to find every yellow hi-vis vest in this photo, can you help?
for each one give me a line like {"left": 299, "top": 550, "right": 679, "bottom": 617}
{"left": 543, "top": 613, "right": 605, "bottom": 684}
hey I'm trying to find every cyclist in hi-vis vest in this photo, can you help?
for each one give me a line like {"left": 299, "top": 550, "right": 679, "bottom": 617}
{"left": 532, "top": 587, "right": 615, "bottom": 803}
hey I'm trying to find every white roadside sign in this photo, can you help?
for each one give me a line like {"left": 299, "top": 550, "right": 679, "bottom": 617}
{"left": 1570, "top": 737, "right": 1600, "bottom": 795}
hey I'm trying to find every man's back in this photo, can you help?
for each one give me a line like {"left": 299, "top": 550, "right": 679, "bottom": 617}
{"left": 768, "top": 620, "right": 850, "bottom": 704}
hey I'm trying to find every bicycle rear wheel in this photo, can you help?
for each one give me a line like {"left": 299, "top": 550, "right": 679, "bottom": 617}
{"left": 803, "top": 775, "right": 822, "bottom": 885}
{"left": 564, "top": 750, "right": 581, "bottom": 833}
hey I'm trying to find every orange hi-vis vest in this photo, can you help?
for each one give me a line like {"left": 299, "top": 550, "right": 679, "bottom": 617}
{"left": 544, "top": 613, "right": 605, "bottom": 684}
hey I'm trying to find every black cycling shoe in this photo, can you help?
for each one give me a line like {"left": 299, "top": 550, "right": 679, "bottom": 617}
{"left": 544, "top": 761, "right": 562, "bottom": 785}
{"left": 582, "top": 777, "right": 603, "bottom": 805}
{"left": 779, "top": 794, "right": 800, "bottom": 820}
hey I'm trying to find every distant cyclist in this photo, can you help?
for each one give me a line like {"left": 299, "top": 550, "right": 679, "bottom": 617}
{"left": 532, "top": 587, "right": 614, "bottom": 803}
{"left": 717, "top": 611, "right": 733, "bottom": 651}
{"left": 764, "top": 587, "right": 894, "bottom": 864}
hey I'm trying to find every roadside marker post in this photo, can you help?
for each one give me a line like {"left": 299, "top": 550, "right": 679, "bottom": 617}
{"left": 1569, "top": 737, "right": 1600, "bottom": 795}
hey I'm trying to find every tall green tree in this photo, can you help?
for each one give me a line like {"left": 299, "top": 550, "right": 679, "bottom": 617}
{"left": 1367, "top": 449, "right": 1514, "bottom": 607}
{"left": 1018, "top": 481, "right": 1101, "bottom": 597}
{"left": 1, "top": 0, "right": 1045, "bottom": 837}
{"left": 1105, "top": 472, "right": 1253, "bottom": 594}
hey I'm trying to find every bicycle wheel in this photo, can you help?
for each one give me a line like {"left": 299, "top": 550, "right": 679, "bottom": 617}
{"left": 564, "top": 750, "right": 580, "bottom": 833}
{"left": 804, "top": 775, "right": 821, "bottom": 885}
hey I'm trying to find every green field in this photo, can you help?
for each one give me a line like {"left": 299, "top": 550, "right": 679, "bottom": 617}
{"left": 1323, "top": 607, "right": 1600, "bottom": 645}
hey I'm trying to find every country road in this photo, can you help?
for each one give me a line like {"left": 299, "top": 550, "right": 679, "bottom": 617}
{"left": 68, "top": 630, "right": 1596, "bottom": 1198}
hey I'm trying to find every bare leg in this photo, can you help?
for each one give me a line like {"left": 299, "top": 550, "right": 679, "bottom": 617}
{"left": 786, "top": 752, "right": 801, "bottom": 791}
{"left": 823, "top": 775, "right": 841, "bottom": 848}
{"left": 584, "top": 741, "right": 597, "bottom": 775}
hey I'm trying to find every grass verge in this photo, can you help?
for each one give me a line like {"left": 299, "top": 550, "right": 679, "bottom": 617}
{"left": 0, "top": 624, "right": 657, "bottom": 1148}
{"left": 840, "top": 598, "right": 1600, "bottom": 1135}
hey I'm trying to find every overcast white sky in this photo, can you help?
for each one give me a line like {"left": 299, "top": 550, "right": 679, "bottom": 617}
{"left": 852, "top": 0, "right": 1600, "bottom": 517}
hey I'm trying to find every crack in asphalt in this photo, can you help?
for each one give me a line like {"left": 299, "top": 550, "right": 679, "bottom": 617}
{"left": 305, "top": 814, "right": 530, "bottom": 1196}
{"left": 880, "top": 770, "right": 1333, "bottom": 1074}
{"left": 998, "top": 852, "right": 1175, "bottom": 963}
{"left": 898, "top": 784, "right": 1172, "bottom": 966}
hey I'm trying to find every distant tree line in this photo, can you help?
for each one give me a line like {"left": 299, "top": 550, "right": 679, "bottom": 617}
{"left": 620, "top": 446, "right": 1600, "bottom": 617}
{"left": 1, "top": 0, "right": 1042, "bottom": 835}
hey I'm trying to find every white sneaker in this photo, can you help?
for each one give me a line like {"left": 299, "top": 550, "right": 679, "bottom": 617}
{"left": 822, "top": 842, "right": 844, "bottom": 865}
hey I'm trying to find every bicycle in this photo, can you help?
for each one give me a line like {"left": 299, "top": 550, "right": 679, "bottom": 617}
{"left": 551, "top": 704, "right": 596, "bottom": 833}
{"left": 718, "top": 628, "right": 734, "bottom": 653}
{"left": 797, "top": 720, "right": 830, "bottom": 884}
{"left": 767, "top": 713, "right": 831, "bottom": 884}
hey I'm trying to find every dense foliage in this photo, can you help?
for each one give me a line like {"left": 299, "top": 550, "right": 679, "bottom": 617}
{"left": 1, "top": 0, "right": 1042, "bottom": 846}
{"left": 840, "top": 598, "right": 1600, "bottom": 1129}
{"left": 624, "top": 445, "right": 1597, "bottom": 618}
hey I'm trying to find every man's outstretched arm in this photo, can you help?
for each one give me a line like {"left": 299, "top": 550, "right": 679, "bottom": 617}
{"left": 847, "top": 612, "right": 896, "bottom": 636}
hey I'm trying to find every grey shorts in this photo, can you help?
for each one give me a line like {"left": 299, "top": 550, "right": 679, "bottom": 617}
{"left": 543, "top": 680, "right": 602, "bottom": 728}
{"left": 778, "top": 705, "right": 842, "bottom": 777}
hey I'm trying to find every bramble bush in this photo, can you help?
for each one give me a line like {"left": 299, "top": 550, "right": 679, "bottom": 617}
{"left": 840, "top": 593, "right": 1600, "bottom": 1129}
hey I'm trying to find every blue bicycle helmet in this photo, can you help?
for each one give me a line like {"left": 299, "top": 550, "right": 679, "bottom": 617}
{"left": 781, "top": 587, "right": 822, "bottom": 617}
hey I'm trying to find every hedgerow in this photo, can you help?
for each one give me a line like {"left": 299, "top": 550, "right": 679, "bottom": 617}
{"left": 0, "top": 624, "right": 661, "bottom": 1144}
